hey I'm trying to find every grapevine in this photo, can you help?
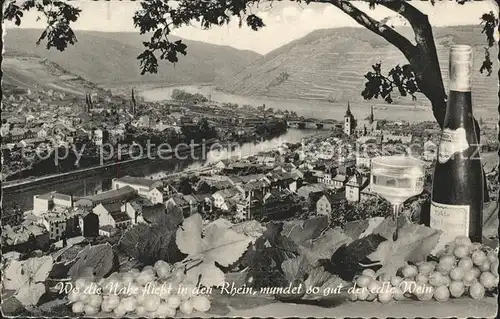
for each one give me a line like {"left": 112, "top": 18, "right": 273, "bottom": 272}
{"left": 66, "top": 260, "right": 212, "bottom": 317}
{"left": 348, "top": 236, "right": 499, "bottom": 303}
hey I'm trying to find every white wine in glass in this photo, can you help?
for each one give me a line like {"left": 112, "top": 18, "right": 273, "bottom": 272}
{"left": 371, "top": 156, "right": 425, "bottom": 240}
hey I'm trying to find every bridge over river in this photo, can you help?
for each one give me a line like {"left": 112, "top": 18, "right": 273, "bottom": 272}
{"left": 287, "top": 120, "right": 340, "bottom": 130}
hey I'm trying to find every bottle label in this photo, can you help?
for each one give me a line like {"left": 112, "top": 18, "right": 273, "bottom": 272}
{"left": 438, "top": 128, "right": 469, "bottom": 164}
{"left": 429, "top": 201, "right": 470, "bottom": 254}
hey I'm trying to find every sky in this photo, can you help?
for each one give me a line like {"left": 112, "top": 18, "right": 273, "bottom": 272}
{"left": 3, "top": 0, "right": 497, "bottom": 54}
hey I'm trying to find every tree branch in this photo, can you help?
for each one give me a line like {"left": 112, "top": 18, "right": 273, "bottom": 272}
{"left": 323, "top": 0, "right": 416, "bottom": 58}
{"left": 379, "top": 0, "right": 447, "bottom": 127}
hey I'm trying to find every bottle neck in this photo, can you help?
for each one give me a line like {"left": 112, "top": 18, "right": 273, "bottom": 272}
{"left": 444, "top": 90, "right": 473, "bottom": 130}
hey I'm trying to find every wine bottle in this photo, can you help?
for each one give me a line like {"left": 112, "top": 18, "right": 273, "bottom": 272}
{"left": 429, "top": 45, "right": 484, "bottom": 250}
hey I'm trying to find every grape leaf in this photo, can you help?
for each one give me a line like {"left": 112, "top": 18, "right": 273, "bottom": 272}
{"left": 118, "top": 213, "right": 185, "bottom": 265}
{"left": 230, "top": 220, "right": 267, "bottom": 243}
{"left": 343, "top": 219, "right": 370, "bottom": 239}
{"left": 241, "top": 223, "right": 297, "bottom": 289}
{"left": 367, "top": 224, "right": 442, "bottom": 278}
{"left": 482, "top": 201, "right": 499, "bottom": 238}
{"left": 321, "top": 233, "right": 387, "bottom": 281}
{"left": 298, "top": 227, "right": 352, "bottom": 267}
{"left": 280, "top": 257, "right": 349, "bottom": 302}
{"left": 67, "top": 243, "right": 116, "bottom": 279}
{"left": 302, "top": 267, "right": 349, "bottom": 301}
{"left": 1, "top": 294, "right": 27, "bottom": 316}
{"left": 50, "top": 244, "right": 86, "bottom": 279}
{"left": 175, "top": 213, "right": 253, "bottom": 287}
{"left": 358, "top": 217, "right": 386, "bottom": 238}
{"left": 281, "top": 216, "right": 329, "bottom": 246}
{"left": 371, "top": 214, "right": 412, "bottom": 240}
{"left": 3, "top": 256, "right": 53, "bottom": 307}
{"left": 282, "top": 256, "right": 311, "bottom": 283}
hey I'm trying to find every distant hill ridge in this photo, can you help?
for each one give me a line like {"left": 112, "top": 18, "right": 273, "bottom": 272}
{"left": 4, "top": 29, "right": 261, "bottom": 87}
{"left": 216, "top": 25, "right": 498, "bottom": 109}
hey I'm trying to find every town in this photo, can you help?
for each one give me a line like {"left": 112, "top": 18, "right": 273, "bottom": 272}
{"left": 2, "top": 86, "right": 499, "bottom": 256}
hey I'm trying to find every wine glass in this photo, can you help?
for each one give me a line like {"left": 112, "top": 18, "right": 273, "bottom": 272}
{"left": 370, "top": 155, "right": 425, "bottom": 240}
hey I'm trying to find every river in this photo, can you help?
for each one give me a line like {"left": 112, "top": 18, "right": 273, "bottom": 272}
{"left": 140, "top": 85, "right": 496, "bottom": 123}
{"left": 2, "top": 129, "right": 315, "bottom": 213}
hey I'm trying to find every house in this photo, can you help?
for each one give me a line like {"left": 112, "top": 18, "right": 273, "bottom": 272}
{"left": 40, "top": 213, "right": 67, "bottom": 241}
{"left": 266, "top": 171, "right": 297, "bottom": 192}
{"left": 236, "top": 198, "right": 251, "bottom": 221}
{"left": 148, "top": 187, "right": 165, "bottom": 204}
{"left": 93, "top": 128, "right": 109, "bottom": 146}
{"left": 331, "top": 174, "right": 348, "bottom": 189}
{"left": 383, "top": 134, "right": 413, "bottom": 144}
{"left": 213, "top": 161, "right": 226, "bottom": 172}
{"left": 166, "top": 195, "right": 190, "bottom": 216}
{"left": 296, "top": 183, "right": 328, "bottom": 199}
{"left": 212, "top": 188, "right": 243, "bottom": 211}
{"left": 92, "top": 202, "right": 133, "bottom": 229}
{"left": 256, "top": 155, "right": 276, "bottom": 167}
{"left": 79, "top": 211, "right": 99, "bottom": 238}
{"left": 74, "top": 186, "right": 138, "bottom": 208}
{"left": 345, "top": 174, "right": 369, "bottom": 202}
{"left": 193, "top": 194, "right": 213, "bottom": 213}
{"left": 9, "top": 128, "right": 27, "bottom": 142}
{"left": 316, "top": 192, "right": 345, "bottom": 216}
{"left": 138, "top": 115, "right": 150, "bottom": 128}
{"left": 112, "top": 176, "right": 163, "bottom": 197}
{"left": 195, "top": 177, "right": 233, "bottom": 193}
{"left": 183, "top": 195, "right": 200, "bottom": 215}
{"left": 423, "top": 140, "right": 437, "bottom": 162}
{"left": 356, "top": 156, "right": 371, "bottom": 168}
{"left": 37, "top": 128, "right": 49, "bottom": 138}
{"left": 33, "top": 192, "right": 73, "bottom": 216}
{"left": 122, "top": 197, "right": 153, "bottom": 224}
{"left": 360, "top": 184, "right": 378, "bottom": 202}
{"left": 236, "top": 180, "right": 268, "bottom": 201}
{"left": 99, "top": 225, "right": 118, "bottom": 237}
{"left": 251, "top": 190, "right": 298, "bottom": 221}
{"left": 2, "top": 223, "right": 50, "bottom": 253}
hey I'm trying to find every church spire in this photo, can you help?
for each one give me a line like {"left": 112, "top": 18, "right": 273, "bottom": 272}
{"left": 345, "top": 101, "right": 352, "bottom": 117}
{"left": 369, "top": 105, "right": 374, "bottom": 124}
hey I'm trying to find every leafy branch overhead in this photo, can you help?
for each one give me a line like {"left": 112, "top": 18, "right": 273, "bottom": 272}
{"left": 362, "top": 63, "right": 420, "bottom": 104}
{"left": 480, "top": 11, "right": 498, "bottom": 76}
{"left": 4, "top": 0, "right": 81, "bottom": 51}
{"left": 3, "top": 0, "right": 497, "bottom": 125}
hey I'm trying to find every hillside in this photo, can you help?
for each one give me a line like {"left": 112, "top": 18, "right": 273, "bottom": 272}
{"left": 2, "top": 56, "right": 102, "bottom": 96}
{"left": 217, "top": 26, "right": 498, "bottom": 109}
{"left": 3, "top": 29, "right": 261, "bottom": 87}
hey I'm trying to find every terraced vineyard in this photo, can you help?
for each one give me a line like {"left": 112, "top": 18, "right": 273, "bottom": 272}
{"left": 218, "top": 26, "right": 498, "bottom": 111}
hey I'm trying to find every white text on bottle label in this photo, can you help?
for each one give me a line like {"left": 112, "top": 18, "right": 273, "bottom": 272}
{"left": 438, "top": 128, "right": 469, "bottom": 164}
{"left": 429, "top": 201, "right": 470, "bottom": 254}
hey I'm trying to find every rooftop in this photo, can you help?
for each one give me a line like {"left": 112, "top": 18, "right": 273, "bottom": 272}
{"left": 114, "top": 176, "right": 160, "bottom": 188}
{"left": 101, "top": 202, "right": 123, "bottom": 214}
{"left": 110, "top": 210, "right": 131, "bottom": 223}
{"left": 35, "top": 191, "right": 72, "bottom": 202}
{"left": 76, "top": 186, "right": 137, "bottom": 206}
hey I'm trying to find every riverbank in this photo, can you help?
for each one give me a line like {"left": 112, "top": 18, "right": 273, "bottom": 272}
{"left": 2, "top": 129, "right": 317, "bottom": 213}
{"left": 139, "top": 85, "right": 497, "bottom": 123}
{"left": 1, "top": 139, "right": 216, "bottom": 192}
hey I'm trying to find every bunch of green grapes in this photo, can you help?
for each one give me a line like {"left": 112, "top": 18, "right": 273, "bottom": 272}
{"left": 348, "top": 236, "right": 498, "bottom": 303}
{"left": 67, "top": 260, "right": 211, "bottom": 317}
{"left": 430, "top": 236, "right": 499, "bottom": 301}
{"left": 348, "top": 269, "right": 408, "bottom": 304}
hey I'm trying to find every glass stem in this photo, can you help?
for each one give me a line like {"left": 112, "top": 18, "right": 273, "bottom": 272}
{"left": 393, "top": 204, "right": 401, "bottom": 241}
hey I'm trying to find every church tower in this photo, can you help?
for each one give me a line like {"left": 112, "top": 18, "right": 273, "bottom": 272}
{"left": 344, "top": 101, "right": 355, "bottom": 136}
{"left": 369, "top": 105, "right": 374, "bottom": 124}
